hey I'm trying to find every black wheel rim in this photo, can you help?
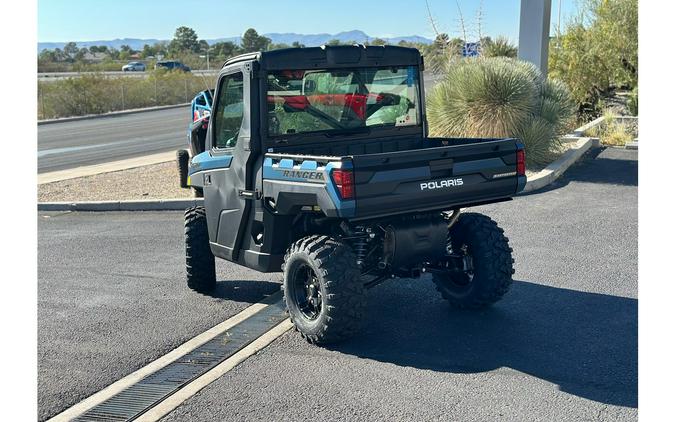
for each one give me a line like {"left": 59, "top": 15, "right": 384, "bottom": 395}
{"left": 290, "top": 263, "right": 322, "bottom": 321}
{"left": 441, "top": 242, "right": 475, "bottom": 291}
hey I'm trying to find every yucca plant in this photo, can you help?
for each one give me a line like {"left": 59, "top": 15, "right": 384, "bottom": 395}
{"left": 427, "top": 57, "right": 575, "bottom": 166}
{"left": 482, "top": 36, "right": 518, "bottom": 58}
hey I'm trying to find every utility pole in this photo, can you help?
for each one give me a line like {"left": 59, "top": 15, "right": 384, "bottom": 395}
{"left": 518, "top": 0, "right": 552, "bottom": 77}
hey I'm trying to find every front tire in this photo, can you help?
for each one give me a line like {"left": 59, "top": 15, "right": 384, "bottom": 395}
{"left": 282, "top": 235, "right": 365, "bottom": 344}
{"left": 185, "top": 206, "right": 216, "bottom": 292}
{"left": 177, "top": 149, "right": 189, "bottom": 188}
{"left": 432, "top": 213, "right": 514, "bottom": 309}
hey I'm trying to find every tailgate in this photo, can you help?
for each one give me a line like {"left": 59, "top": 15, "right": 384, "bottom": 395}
{"left": 351, "top": 138, "right": 524, "bottom": 218}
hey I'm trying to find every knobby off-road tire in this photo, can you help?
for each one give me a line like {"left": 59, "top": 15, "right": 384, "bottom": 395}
{"left": 177, "top": 149, "right": 190, "bottom": 188}
{"left": 432, "top": 212, "right": 514, "bottom": 309}
{"left": 282, "top": 235, "right": 366, "bottom": 344}
{"left": 185, "top": 206, "right": 216, "bottom": 292}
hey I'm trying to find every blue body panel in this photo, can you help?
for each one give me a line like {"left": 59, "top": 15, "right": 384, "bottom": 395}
{"left": 189, "top": 151, "right": 232, "bottom": 176}
{"left": 262, "top": 156, "right": 356, "bottom": 218}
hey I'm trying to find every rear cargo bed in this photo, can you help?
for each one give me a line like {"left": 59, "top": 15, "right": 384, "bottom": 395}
{"left": 350, "top": 138, "right": 523, "bottom": 219}
{"left": 269, "top": 136, "right": 525, "bottom": 220}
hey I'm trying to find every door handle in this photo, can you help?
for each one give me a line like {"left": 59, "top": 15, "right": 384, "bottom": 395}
{"left": 238, "top": 189, "right": 261, "bottom": 200}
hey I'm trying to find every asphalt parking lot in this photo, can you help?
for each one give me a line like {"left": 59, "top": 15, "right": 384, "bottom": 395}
{"left": 38, "top": 147, "right": 637, "bottom": 421}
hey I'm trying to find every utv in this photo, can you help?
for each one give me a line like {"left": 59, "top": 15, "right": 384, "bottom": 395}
{"left": 185, "top": 45, "right": 526, "bottom": 344}
{"left": 177, "top": 89, "right": 214, "bottom": 195}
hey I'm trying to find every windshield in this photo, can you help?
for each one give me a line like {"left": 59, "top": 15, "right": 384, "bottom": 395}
{"left": 266, "top": 66, "right": 420, "bottom": 137}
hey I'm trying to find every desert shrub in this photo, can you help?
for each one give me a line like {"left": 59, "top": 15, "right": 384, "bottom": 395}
{"left": 427, "top": 57, "right": 575, "bottom": 166}
{"left": 482, "top": 36, "right": 517, "bottom": 58}
{"left": 586, "top": 110, "right": 637, "bottom": 146}
{"left": 38, "top": 70, "right": 217, "bottom": 119}
{"left": 549, "top": 0, "right": 637, "bottom": 113}
{"left": 627, "top": 87, "right": 638, "bottom": 116}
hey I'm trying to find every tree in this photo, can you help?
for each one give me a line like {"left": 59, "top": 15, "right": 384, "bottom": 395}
{"left": 140, "top": 44, "right": 155, "bottom": 58}
{"left": 291, "top": 41, "right": 305, "bottom": 48}
{"left": 39, "top": 49, "right": 58, "bottom": 62}
{"left": 370, "top": 38, "right": 387, "bottom": 46}
{"left": 326, "top": 39, "right": 342, "bottom": 46}
{"left": 170, "top": 26, "right": 200, "bottom": 53}
{"left": 241, "top": 28, "right": 271, "bottom": 53}
{"left": 76, "top": 47, "right": 88, "bottom": 61}
{"left": 153, "top": 42, "right": 168, "bottom": 57}
{"left": 63, "top": 42, "right": 79, "bottom": 60}
{"left": 270, "top": 43, "right": 290, "bottom": 50}
{"left": 198, "top": 40, "right": 209, "bottom": 52}
{"left": 108, "top": 48, "right": 120, "bottom": 60}
{"left": 211, "top": 41, "right": 240, "bottom": 58}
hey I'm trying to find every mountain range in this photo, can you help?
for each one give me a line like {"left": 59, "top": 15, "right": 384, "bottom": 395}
{"left": 37, "top": 30, "right": 432, "bottom": 52}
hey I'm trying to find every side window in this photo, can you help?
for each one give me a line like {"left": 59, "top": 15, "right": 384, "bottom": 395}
{"left": 213, "top": 73, "right": 244, "bottom": 149}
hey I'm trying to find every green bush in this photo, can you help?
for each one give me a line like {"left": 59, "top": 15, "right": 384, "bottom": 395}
{"left": 549, "top": 0, "right": 637, "bottom": 113}
{"left": 482, "top": 36, "right": 517, "bottom": 58}
{"left": 38, "top": 70, "right": 218, "bottom": 119}
{"left": 427, "top": 57, "right": 575, "bottom": 166}
{"left": 586, "top": 110, "right": 637, "bottom": 146}
{"left": 627, "top": 87, "right": 638, "bottom": 116}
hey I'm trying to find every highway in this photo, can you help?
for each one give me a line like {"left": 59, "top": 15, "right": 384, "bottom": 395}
{"left": 38, "top": 107, "right": 190, "bottom": 173}
{"left": 37, "top": 75, "right": 442, "bottom": 174}
{"left": 38, "top": 148, "right": 638, "bottom": 421}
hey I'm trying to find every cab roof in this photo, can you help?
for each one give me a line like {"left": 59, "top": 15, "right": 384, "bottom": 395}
{"left": 221, "top": 44, "right": 422, "bottom": 71}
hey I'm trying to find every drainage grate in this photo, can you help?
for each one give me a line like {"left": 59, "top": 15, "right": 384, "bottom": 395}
{"left": 74, "top": 299, "right": 287, "bottom": 421}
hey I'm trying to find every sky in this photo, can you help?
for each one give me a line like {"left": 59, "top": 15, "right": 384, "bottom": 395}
{"left": 38, "top": 0, "right": 581, "bottom": 43}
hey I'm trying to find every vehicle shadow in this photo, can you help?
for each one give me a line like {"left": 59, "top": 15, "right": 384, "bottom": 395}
{"left": 520, "top": 147, "right": 638, "bottom": 196}
{"left": 203, "top": 279, "right": 281, "bottom": 304}
{"left": 330, "top": 279, "right": 637, "bottom": 408}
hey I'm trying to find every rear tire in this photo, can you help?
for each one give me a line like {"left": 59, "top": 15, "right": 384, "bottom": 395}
{"left": 432, "top": 213, "right": 514, "bottom": 309}
{"left": 185, "top": 206, "right": 216, "bottom": 292}
{"left": 282, "top": 235, "right": 365, "bottom": 344}
{"left": 177, "top": 149, "right": 189, "bottom": 188}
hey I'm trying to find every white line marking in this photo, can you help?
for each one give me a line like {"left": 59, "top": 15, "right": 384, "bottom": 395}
{"left": 37, "top": 139, "right": 142, "bottom": 158}
{"left": 47, "top": 292, "right": 284, "bottom": 422}
{"left": 136, "top": 319, "right": 293, "bottom": 422}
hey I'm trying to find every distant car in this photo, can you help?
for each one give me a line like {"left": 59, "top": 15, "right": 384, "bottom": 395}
{"left": 155, "top": 60, "right": 191, "bottom": 72}
{"left": 122, "top": 61, "right": 146, "bottom": 72}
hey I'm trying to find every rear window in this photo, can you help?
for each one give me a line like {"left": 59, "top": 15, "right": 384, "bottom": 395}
{"left": 266, "top": 66, "right": 420, "bottom": 138}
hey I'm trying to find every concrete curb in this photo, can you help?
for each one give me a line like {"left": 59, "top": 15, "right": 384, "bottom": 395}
{"left": 38, "top": 198, "right": 203, "bottom": 212}
{"left": 522, "top": 137, "right": 599, "bottom": 193}
{"left": 38, "top": 103, "right": 189, "bottom": 125}
{"left": 38, "top": 150, "right": 178, "bottom": 185}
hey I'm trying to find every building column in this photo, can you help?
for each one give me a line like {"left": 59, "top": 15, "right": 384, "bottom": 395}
{"left": 518, "top": 0, "right": 552, "bottom": 76}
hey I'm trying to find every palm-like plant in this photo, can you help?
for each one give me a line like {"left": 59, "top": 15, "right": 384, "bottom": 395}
{"left": 427, "top": 57, "right": 575, "bottom": 166}
{"left": 482, "top": 36, "right": 518, "bottom": 58}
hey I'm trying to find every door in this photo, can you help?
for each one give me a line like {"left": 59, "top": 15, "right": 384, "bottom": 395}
{"left": 202, "top": 70, "right": 251, "bottom": 261}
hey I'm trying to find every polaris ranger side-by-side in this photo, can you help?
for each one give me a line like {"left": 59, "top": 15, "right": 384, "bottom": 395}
{"left": 185, "top": 45, "right": 526, "bottom": 344}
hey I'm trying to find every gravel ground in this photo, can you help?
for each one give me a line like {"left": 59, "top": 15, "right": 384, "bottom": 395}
{"left": 38, "top": 161, "right": 194, "bottom": 202}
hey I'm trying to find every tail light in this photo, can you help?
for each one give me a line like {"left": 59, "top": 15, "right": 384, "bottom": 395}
{"left": 331, "top": 168, "right": 355, "bottom": 200}
{"left": 516, "top": 148, "right": 526, "bottom": 176}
